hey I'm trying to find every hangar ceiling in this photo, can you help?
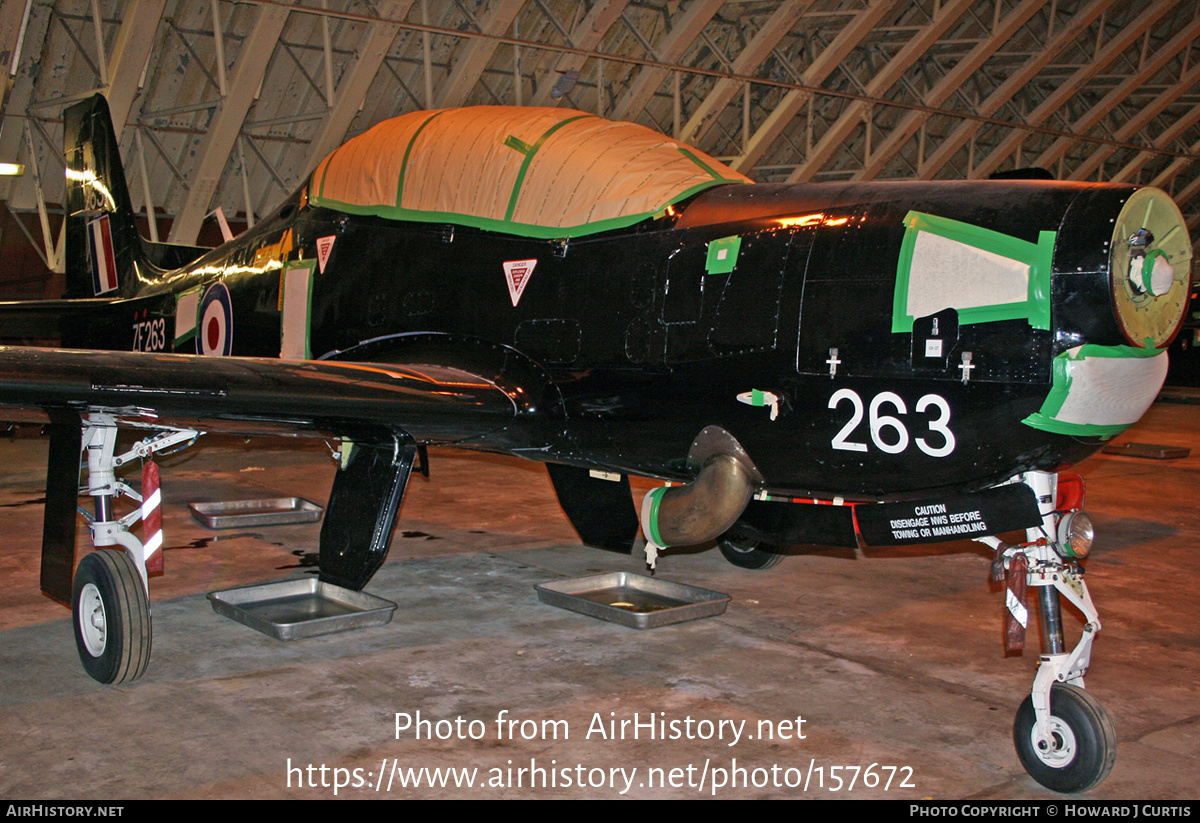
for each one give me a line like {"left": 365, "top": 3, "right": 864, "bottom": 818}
{"left": 1, "top": 0, "right": 1199, "bottom": 274}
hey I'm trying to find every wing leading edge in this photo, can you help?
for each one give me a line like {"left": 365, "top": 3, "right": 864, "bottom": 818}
{"left": 0, "top": 345, "right": 529, "bottom": 445}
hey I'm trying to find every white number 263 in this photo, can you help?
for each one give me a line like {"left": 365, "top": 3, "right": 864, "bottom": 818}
{"left": 828, "top": 389, "right": 955, "bottom": 458}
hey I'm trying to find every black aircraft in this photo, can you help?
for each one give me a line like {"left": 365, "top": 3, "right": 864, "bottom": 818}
{"left": 0, "top": 94, "right": 1192, "bottom": 793}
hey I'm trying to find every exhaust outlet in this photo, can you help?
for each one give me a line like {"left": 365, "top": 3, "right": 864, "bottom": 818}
{"left": 640, "top": 427, "right": 761, "bottom": 550}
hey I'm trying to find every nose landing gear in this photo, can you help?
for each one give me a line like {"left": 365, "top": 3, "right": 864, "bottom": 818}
{"left": 979, "top": 471, "right": 1116, "bottom": 793}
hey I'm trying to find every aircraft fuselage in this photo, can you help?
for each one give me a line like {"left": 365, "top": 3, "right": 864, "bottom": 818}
{"left": 60, "top": 177, "right": 1166, "bottom": 501}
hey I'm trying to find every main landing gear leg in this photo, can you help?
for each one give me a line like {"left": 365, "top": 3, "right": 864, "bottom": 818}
{"left": 69, "top": 414, "right": 199, "bottom": 684}
{"left": 981, "top": 471, "right": 1116, "bottom": 793}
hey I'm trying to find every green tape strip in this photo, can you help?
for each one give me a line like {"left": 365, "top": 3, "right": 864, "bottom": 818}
{"left": 892, "top": 211, "right": 1055, "bottom": 333}
{"left": 504, "top": 115, "right": 592, "bottom": 223}
{"left": 308, "top": 178, "right": 736, "bottom": 239}
{"left": 504, "top": 135, "right": 532, "bottom": 154}
{"left": 644, "top": 487, "right": 667, "bottom": 547}
{"left": 1021, "top": 344, "right": 1164, "bottom": 438}
{"left": 678, "top": 146, "right": 738, "bottom": 181}
{"left": 396, "top": 111, "right": 447, "bottom": 208}
{"left": 706, "top": 235, "right": 742, "bottom": 274}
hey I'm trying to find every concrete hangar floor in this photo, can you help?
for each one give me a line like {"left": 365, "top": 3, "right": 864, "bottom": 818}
{"left": 0, "top": 396, "right": 1196, "bottom": 800}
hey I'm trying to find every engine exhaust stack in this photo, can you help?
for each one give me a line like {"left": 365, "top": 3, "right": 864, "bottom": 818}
{"left": 640, "top": 427, "right": 762, "bottom": 551}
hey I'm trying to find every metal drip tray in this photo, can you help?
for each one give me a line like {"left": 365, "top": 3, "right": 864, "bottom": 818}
{"left": 208, "top": 578, "right": 397, "bottom": 640}
{"left": 1101, "top": 442, "right": 1190, "bottom": 459}
{"left": 535, "top": 572, "right": 730, "bottom": 629}
{"left": 190, "top": 497, "right": 323, "bottom": 529}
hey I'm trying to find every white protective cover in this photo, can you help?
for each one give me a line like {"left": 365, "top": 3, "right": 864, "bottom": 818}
{"left": 309, "top": 107, "right": 749, "bottom": 238}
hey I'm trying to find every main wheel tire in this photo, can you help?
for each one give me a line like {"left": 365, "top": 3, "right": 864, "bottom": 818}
{"left": 717, "top": 526, "right": 783, "bottom": 570}
{"left": 1013, "top": 683, "right": 1116, "bottom": 793}
{"left": 72, "top": 550, "right": 152, "bottom": 684}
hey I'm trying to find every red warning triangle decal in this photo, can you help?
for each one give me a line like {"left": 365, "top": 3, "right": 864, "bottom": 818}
{"left": 502, "top": 259, "right": 537, "bottom": 306}
{"left": 316, "top": 235, "right": 336, "bottom": 273}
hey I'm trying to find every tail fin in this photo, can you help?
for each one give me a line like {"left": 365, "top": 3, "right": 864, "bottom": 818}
{"left": 63, "top": 94, "right": 145, "bottom": 299}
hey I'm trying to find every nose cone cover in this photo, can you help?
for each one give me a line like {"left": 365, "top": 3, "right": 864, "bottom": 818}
{"left": 1108, "top": 187, "right": 1192, "bottom": 349}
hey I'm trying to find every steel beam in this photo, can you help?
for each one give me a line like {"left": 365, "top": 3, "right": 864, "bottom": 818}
{"left": 0, "top": 0, "right": 31, "bottom": 119}
{"left": 680, "top": 0, "right": 817, "bottom": 147}
{"left": 303, "top": 1, "right": 414, "bottom": 176}
{"left": 526, "top": 0, "right": 629, "bottom": 109}
{"left": 1070, "top": 58, "right": 1200, "bottom": 183}
{"left": 969, "top": 0, "right": 1177, "bottom": 180}
{"left": 168, "top": 3, "right": 291, "bottom": 245}
{"left": 104, "top": 0, "right": 168, "bottom": 137}
{"left": 609, "top": 0, "right": 723, "bottom": 122}
{"left": 435, "top": 0, "right": 524, "bottom": 109}
{"left": 1033, "top": 15, "right": 1200, "bottom": 173}
{"left": 0, "top": 0, "right": 50, "bottom": 208}
{"left": 853, "top": 0, "right": 1045, "bottom": 180}
{"left": 914, "top": 0, "right": 1118, "bottom": 180}
{"left": 785, "top": 0, "right": 975, "bottom": 183}
{"left": 730, "top": 0, "right": 902, "bottom": 176}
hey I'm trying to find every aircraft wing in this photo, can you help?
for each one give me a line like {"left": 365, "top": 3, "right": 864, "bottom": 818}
{"left": 0, "top": 345, "right": 529, "bottom": 445}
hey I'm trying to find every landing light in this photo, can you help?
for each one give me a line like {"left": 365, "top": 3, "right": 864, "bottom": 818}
{"left": 1056, "top": 511, "right": 1094, "bottom": 559}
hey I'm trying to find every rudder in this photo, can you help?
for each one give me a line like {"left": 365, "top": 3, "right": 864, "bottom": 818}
{"left": 63, "top": 94, "right": 144, "bottom": 299}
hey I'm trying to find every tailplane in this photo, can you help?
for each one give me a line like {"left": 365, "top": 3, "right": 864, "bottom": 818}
{"left": 63, "top": 94, "right": 146, "bottom": 299}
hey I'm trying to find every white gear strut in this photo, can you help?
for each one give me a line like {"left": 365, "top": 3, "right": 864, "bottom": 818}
{"left": 978, "top": 471, "right": 1102, "bottom": 750}
{"left": 1021, "top": 471, "right": 1101, "bottom": 745}
{"left": 80, "top": 413, "right": 200, "bottom": 591}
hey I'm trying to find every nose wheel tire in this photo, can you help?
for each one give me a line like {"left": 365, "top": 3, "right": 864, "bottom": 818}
{"left": 1013, "top": 683, "right": 1116, "bottom": 793}
{"left": 717, "top": 525, "right": 783, "bottom": 570}
{"left": 72, "top": 550, "right": 152, "bottom": 684}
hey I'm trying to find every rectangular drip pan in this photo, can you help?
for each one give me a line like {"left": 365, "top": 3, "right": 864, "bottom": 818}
{"left": 190, "top": 497, "right": 323, "bottom": 529}
{"left": 208, "top": 578, "right": 397, "bottom": 640}
{"left": 1101, "top": 442, "right": 1191, "bottom": 460}
{"left": 535, "top": 572, "right": 730, "bottom": 630}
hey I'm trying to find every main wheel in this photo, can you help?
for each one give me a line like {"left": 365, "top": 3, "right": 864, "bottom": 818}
{"left": 1013, "top": 683, "right": 1116, "bottom": 793}
{"left": 717, "top": 525, "right": 783, "bottom": 570}
{"left": 72, "top": 550, "right": 152, "bottom": 684}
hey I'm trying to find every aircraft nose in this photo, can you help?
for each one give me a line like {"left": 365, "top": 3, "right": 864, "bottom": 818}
{"left": 1107, "top": 187, "right": 1192, "bottom": 349}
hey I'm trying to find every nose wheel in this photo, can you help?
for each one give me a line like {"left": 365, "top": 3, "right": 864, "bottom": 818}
{"left": 1013, "top": 683, "right": 1116, "bottom": 793}
{"left": 71, "top": 550, "right": 152, "bottom": 684}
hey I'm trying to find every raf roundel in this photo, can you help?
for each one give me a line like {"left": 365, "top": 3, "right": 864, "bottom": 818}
{"left": 197, "top": 282, "right": 233, "bottom": 356}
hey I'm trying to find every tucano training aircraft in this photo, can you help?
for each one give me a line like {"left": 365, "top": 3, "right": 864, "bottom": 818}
{"left": 0, "top": 94, "right": 1192, "bottom": 793}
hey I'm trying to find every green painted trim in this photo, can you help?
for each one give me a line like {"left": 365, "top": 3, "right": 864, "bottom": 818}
{"left": 396, "top": 111, "right": 446, "bottom": 208}
{"left": 308, "top": 178, "right": 736, "bottom": 239}
{"left": 645, "top": 487, "right": 666, "bottom": 547}
{"left": 1021, "top": 344, "right": 1164, "bottom": 438}
{"left": 892, "top": 211, "right": 1056, "bottom": 333}
{"left": 504, "top": 115, "right": 592, "bottom": 222}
